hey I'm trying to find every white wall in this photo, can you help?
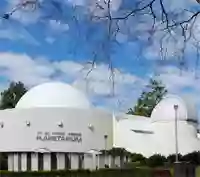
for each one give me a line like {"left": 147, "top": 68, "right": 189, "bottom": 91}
{"left": 115, "top": 116, "right": 200, "bottom": 157}
{"left": 13, "top": 153, "right": 19, "bottom": 172}
{"left": 0, "top": 108, "right": 113, "bottom": 153}
{"left": 84, "top": 154, "right": 93, "bottom": 169}
{"left": 21, "top": 153, "right": 27, "bottom": 171}
{"left": 115, "top": 117, "right": 154, "bottom": 157}
{"left": 71, "top": 154, "right": 79, "bottom": 169}
{"left": 8, "top": 154, "right": 14, "bottom": 171}
{"left": 151, "top": 121, "right": 200, "bottom": 156}
{"left": 98, "top": 155, "right": 105, "bottom": 168}
{"left": 57, "top": 153, "right": 65, "bottom": 170}
{"left": 31, "top": 153, "right": 38, "bottom": 171}
{"left": 43, "top": 153, "right": 51, "bottom": 170}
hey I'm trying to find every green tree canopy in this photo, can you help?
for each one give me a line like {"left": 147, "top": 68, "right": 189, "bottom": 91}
{"left": 127, "top": 79, "right": 167, "bottom": 117}
{"left": 0, "top": 81, "right": 28, "bottom": 109}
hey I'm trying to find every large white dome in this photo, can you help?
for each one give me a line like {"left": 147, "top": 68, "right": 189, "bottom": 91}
{"left": 151, "top": 94, "right": 198, "bottom": 123}
{"left": 16, "top": 82, "right": 91, "bottom": 109}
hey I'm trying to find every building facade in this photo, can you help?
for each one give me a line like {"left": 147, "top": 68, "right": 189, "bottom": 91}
{"left": 0, "top": 82, "right": 200, "bottom": 171}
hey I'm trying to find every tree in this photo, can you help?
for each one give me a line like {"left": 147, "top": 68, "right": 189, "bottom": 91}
{"left": 2, "top": 0, "right": 200, "bottom": 98}
{"left": 0, "top": 81, "right": 28, "bottom": 109}
{"left": 2, "top": 0, "right": 200, "bottom": 71}
{"left": 127, "top": 79, "right": 167, "bottom": 117}
{"left": 146, "top": 154, "right": 167, "bottom": 167}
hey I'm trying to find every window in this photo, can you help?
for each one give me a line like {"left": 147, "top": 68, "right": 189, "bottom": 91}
{"left": 27, "top": 153, "right": 31, "bottom": 171}
{"left": 0, "top": 153, "right": 8, "bottom": 170}
{"left": 187, "top": 119, "right": 198, "bottom": 124}
{"left": 18, "top": 153, "right": 21, "bottom": 171}
{"left": 131, "top": 129, "right": 154, "bottom": 134}
{"left": 65, "top": 153, "right": 71, "bottom": 169}
{"left": 51, "top": 153, "right": 57, "bottom": 170}
{"left": 78, "top": 154, "right": 84, "bottom": 169}
{"left": 38, "top": 153, "right": 43, "bottom": 170}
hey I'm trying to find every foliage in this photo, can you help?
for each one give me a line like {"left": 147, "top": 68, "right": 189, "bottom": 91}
{"left": 167, "top": 154, "right": 183, "bottom": 164}
{"left": 0, "top": 81, "right": 28, "bottom": 109}
{"left": 100, "top": 149, "right": 200, "bottom": 168}
{"left": 130, "top": 153, "right": 147, "bottom": 165}
{"left": 181, "top": 151, "right": 200, "bottom": 165}
{"left": 127, "top": 151, "right": 200, "bottom": 168}
{"left": 103, "top": 148, "right": 131, "bottom": 157}
{"left": 127, "top": 79, "right": 167, "bottom": 117}
{"left": 146, "top": 154, "right": 167, "bottom": 168}
{"left": 0, "top": 169, "right": 154, "bottom": 177}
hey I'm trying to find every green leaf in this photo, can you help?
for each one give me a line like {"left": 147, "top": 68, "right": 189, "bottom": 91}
{"left": 127, "top": 78, "right": 167, "bottom": 117}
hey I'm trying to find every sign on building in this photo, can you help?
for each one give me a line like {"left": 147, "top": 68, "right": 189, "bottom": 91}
{"left": 36, "top": 132, "right": 82, "bottom": 143}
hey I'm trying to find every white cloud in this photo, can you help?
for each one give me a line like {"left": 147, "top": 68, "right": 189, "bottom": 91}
{"left": 0, "top": 53, "right": 54, "bottom": 86}
{"left": 72, "top": 63, "right": 143, "bottom": 98}
{"left": 0, "top": 52, "right": 199, "bottom": 112}
{"left": 49, "top": 20, "right": 69, "bottom": 33}
{"left": 3, "top": 0, "right": 199, "bottom": 57}
{"left": 155, "top": 66, "right": 198, "bottom": 92}
{"left": 67, "top": 0, "right": 86, "bottom": 6}
{"left": 152, "top": 66, "right": 200, "bottom": 109}
{"left": 0, "top": 52, "right": 145, "bottom": 111}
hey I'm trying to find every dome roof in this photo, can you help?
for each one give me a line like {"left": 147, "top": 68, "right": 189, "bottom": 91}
{"left": 16, "top": 82, "right": 91, "bottom": 109}
{"left": 151, "top": 94, "right": 197, "bottom": 123}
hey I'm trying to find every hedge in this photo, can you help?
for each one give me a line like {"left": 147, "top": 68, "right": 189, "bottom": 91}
{"left": 130, "top": 151, "right": 200, "bottom": 168}
{"left": 0, "top": 169, "right": 154, "bottom": 177}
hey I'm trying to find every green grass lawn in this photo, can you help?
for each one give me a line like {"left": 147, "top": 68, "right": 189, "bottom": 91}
{"left": 196, "top": 166, "right": 200, "bottom": 177}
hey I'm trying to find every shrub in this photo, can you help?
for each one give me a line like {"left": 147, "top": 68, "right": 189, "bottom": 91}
{"left": 146, "top": 154, "right": 167, "bottom": 168}
{"left": 181, "top": 151, "right": 200, "bottom": 165}
{"left": 130, "top": 153, "right": 147, "bottom": 166}
{"left": 167, "top": 154, "right": 183, "bottom": 164}
{"left": 131, "top": 153, "right": 146, "bottom": 162}
{"left": 0, "top": 169, "right": 154, "bottom": 177}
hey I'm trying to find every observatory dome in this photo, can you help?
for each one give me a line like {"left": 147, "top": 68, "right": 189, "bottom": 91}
{"left": 151, "top": 94, "right": 197, "bottom": 123}
{"left": 15, "top": 82, "right": 91, "bottom": 109}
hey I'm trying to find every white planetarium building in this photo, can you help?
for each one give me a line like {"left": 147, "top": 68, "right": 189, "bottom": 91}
{"left": 0, "top": 82, "right": 200, "bottom": 171}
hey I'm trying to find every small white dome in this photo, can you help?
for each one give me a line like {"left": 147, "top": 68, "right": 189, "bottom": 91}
{"left": 16, "top": 82, "right": 91, "bottom": 109}
{"left": 151, "top": 94, "right": 197, "bottom": 123}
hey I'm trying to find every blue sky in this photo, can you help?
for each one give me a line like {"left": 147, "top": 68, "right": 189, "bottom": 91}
{"left": 0, "top": 0, "right": 200, "bottom": 113}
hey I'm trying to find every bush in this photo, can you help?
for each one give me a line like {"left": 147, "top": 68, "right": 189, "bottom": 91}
{"left": 181, "top": 151, "right": 200, "bottom": 165}
{"left": 146, "top": 154, "right": 167, "bottom": 168}
{"left": 131, "top": 153, "right": 146, "bottom": 162}
{"left": 0, "top": 169, "right": 154, "bottom": 177}
{"left": 167, "top": 154, "right": 183, "bottom": 164}
{"left": 130, "top": 153, "right": 147, "bottom": 166}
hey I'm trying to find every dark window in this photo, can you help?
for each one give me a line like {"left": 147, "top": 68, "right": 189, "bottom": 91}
{"left": 18, "top": 153, "right": 21, "bottom": 171}
{"left": 131, "top": 129, "right": 154, "bottom": 134}
{"left": 65, "top": 153, "right": 71, "bottom": 169}
{"left": 0, "top": 153, "right": 8, "bottom": 170}
{"left": 78, "top": 154, "right": 84, "bottom": 169}
{"left": 187, "top": 119, "right": 198, "bottom": 124}
{"left": 27, "top": 153, "right": 31, "bottom": 171}
{"left": 38, "top": 153, "right": 43, "bottom": 170}
{"left": 51, "top": 153, "right": 57, "bottom": 170}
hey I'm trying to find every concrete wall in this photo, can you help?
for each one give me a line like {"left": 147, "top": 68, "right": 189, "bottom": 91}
{"left": 115, "top": 116, "right": 200, "bottom": 157}
{"left": 43, "top": 154, "right": 51, "bottom": 171}
{"left": 21, "top": 153, "right": 27, "bottom": 171}
{"left": 0, "top": 108, "right": 113, "bottom": 153}
{"left": 31, "top": 153, "right": 38, "bottom": 171}
{"left": 57, "top": 153, "right": 65, "bottom": 170}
